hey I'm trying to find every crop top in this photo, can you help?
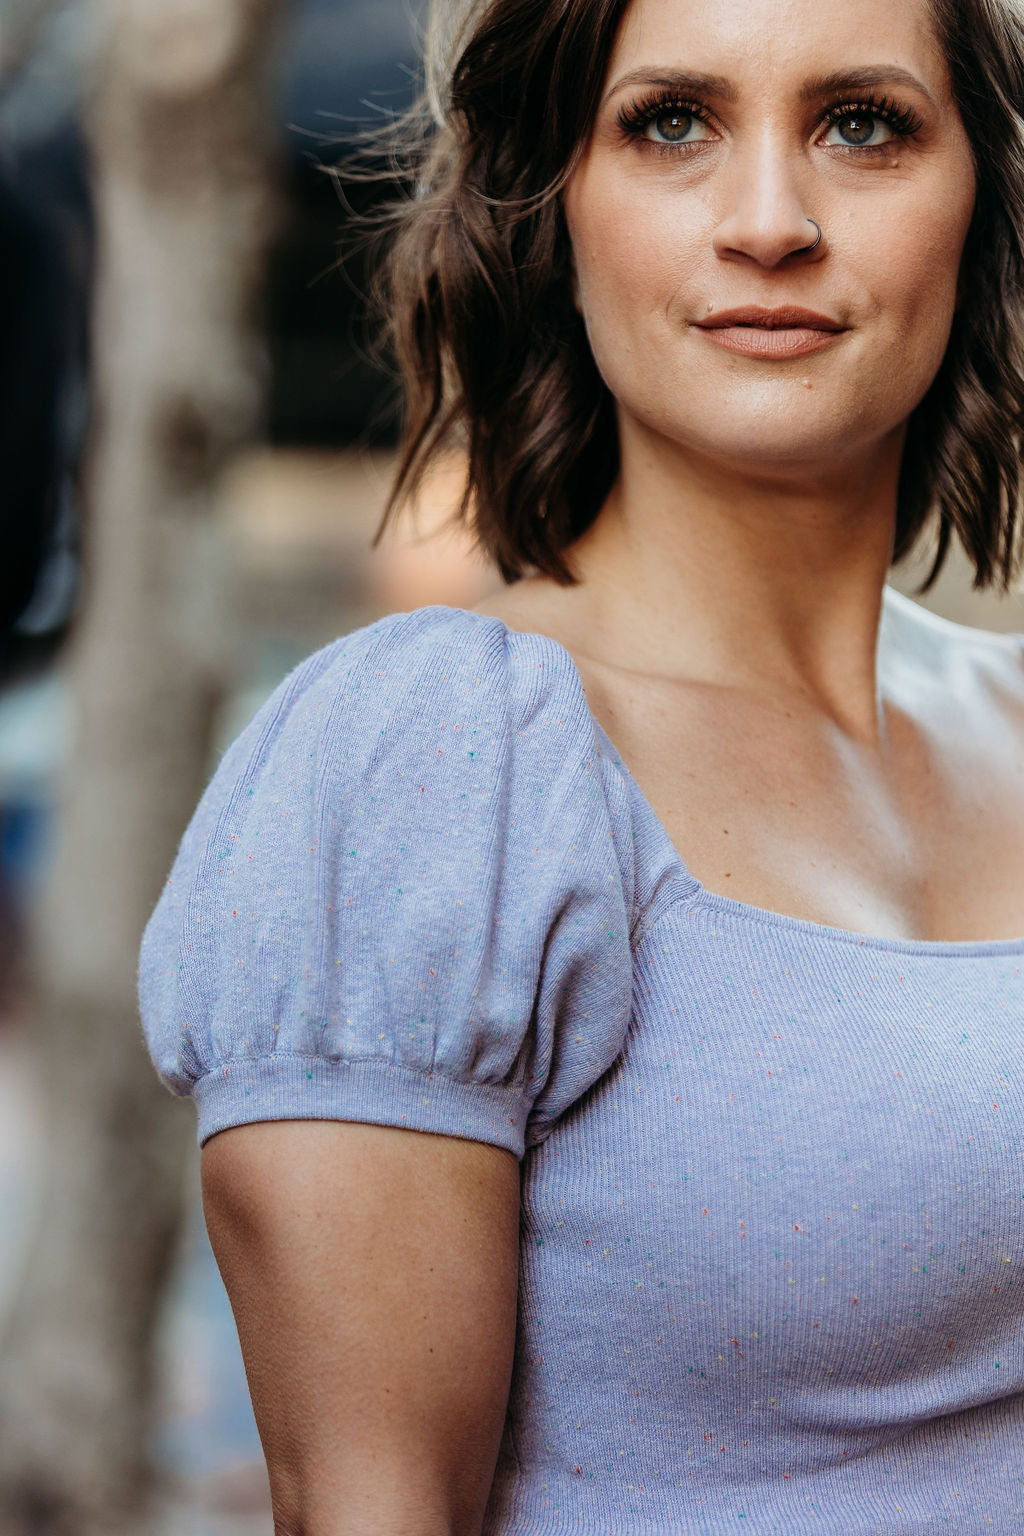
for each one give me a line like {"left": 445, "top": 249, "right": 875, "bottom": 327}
{"left": 138, "top": 603, "right": 1024, "bottom": 1534}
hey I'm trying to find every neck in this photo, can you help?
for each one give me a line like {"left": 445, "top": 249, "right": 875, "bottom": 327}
{"left": 564, "top": 417, "right": 907, "bottom": 742}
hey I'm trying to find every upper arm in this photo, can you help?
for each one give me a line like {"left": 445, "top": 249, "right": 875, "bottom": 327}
{"left": 201, "top": 1118, "right": 520, "bottom": 1536}
{"left": 140, "top": 612, "right": 636, "bottom": 1523}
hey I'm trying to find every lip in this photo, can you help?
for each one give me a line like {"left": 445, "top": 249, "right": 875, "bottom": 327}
{"left": 693, "top": 305, "right": 848, "bottom": 360}
{"left": 696, "top": 305, "right": 844, "bottom": 331}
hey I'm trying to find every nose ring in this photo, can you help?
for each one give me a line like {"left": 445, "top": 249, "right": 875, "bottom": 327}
{"left": 802, "top": 217, "right": 822, "bottom": 252}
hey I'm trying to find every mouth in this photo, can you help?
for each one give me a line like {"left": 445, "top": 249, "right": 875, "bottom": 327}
{"left": 693, "top": 305, "right": 848, "bottom": 360}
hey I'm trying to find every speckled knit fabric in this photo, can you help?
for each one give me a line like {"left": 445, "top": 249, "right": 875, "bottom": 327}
{"left": 139, "top": 604, "right": 1024, "bottom": 1534}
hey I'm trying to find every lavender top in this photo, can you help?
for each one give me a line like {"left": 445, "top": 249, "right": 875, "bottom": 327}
{"left": 138, "top": 604, "right": 1024, "bottom": 1534}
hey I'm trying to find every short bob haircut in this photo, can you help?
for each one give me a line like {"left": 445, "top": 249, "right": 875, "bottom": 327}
{"left": 364, "top": 0, "right": 1024, "bottom": 592}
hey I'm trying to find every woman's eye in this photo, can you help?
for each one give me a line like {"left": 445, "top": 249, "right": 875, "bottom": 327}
{"left": 644, "top": 110, "right": 713, "bottom": 146}
{"left": 822, "top": 112, "right": 895, "bottom": 149}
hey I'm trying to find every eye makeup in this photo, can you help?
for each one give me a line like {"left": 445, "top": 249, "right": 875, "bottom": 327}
{"left": 821, "top": 94, "right": 925, "bottom": 141}
{"left": 614, "top": 84, "right": 926, "bottom": 156}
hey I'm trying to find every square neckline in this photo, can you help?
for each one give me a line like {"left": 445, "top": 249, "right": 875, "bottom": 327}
{"left": 455, "top": 606, "right": 1024, "bottom": 959}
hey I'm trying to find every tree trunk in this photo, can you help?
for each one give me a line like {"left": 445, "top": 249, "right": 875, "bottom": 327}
{"left": 0, "top": 2, "right": 285, "bottom": 1531}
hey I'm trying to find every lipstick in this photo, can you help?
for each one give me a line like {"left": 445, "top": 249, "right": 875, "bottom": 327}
{"left": 694, "top": 305, "right": 847, "bottom": 360}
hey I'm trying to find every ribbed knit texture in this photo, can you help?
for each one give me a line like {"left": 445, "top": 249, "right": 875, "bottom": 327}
{"left": 138, "top": 605, "right": 1024, "bottom": 1534}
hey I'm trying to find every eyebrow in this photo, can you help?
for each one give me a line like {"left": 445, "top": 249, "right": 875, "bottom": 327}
{"left": 602, "top": 68, "right": 736, "bottom": 107}
{"left": 602, "top": 64, "right": 935, "bottom": 110}
{"left": 800, "top": 67, "right": 935, "bottom": 106}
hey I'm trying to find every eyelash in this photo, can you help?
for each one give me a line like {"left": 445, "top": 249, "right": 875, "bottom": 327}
{"left": 822, "top": 94, "right": 924, "bottom": 140}
{"left": 615, "top": 89, "right": 925, "bottom": 155}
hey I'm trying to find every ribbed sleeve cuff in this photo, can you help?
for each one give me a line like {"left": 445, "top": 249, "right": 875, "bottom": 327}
{"left": 190, "top": 1053, "right": 530, "bottom": 1157}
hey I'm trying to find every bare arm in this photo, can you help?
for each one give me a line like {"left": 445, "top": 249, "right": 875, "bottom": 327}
{"left": 200, "top": 1119, "right": 521, "bottom": 1536}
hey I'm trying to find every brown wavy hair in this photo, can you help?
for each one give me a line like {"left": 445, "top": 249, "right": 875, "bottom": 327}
{"left": 362, "top": 0, "right": 1024, "bottom": 591}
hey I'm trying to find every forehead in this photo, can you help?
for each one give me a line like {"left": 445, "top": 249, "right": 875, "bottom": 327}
{"left": 608, "top": 0, "right": 946, "bottom": 91}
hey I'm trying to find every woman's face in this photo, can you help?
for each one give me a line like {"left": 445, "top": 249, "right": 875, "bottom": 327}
{"left": 563, "top": 0, "right": 977, "bottom": 478}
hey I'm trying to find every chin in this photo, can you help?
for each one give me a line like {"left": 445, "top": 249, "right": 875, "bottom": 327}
{"left": 654, "top": 412, "right": 887, "bottom": 477}
{"left": 622, "top": 374, "right": 914, "bottom": 474}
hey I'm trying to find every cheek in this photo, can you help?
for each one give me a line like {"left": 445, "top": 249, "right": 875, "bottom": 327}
{"left": 566, "top": 170, "right": 707, "bottom": 375}
{"left": 863, "top": 179, "right": 975, "bottom": 395}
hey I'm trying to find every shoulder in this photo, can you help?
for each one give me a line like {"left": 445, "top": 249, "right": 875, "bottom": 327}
{"left": 882, "top": 585, "right": 1024, "bottom": 700}
{"left": 191, "top": 605, "right": 606, "bottom": 825}
{"left": 166, "top": 603, "right": 638, "bottom": 908}
{"left": 881, "top": 589, "right": 1024, "bottom": 779}
{"left": 251, "top": 604, "right": 598, "bottom": 749}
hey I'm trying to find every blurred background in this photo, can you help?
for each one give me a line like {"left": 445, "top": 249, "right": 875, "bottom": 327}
{"left": 0, "top": 2, "right": 1020, "bottom": 1534}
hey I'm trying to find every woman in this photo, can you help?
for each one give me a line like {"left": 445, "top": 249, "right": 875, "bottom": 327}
{"left": 139, "top": 0, "right": 1024, "bottom": 1530}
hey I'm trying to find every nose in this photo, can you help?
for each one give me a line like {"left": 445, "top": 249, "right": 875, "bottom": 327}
{"left": 712, "top": 136, "right": 824, "bottom": 268}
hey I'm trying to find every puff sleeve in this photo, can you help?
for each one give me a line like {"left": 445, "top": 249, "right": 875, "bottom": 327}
{"left": 137, "top": 607, "right": 636, "bottom": 1155}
